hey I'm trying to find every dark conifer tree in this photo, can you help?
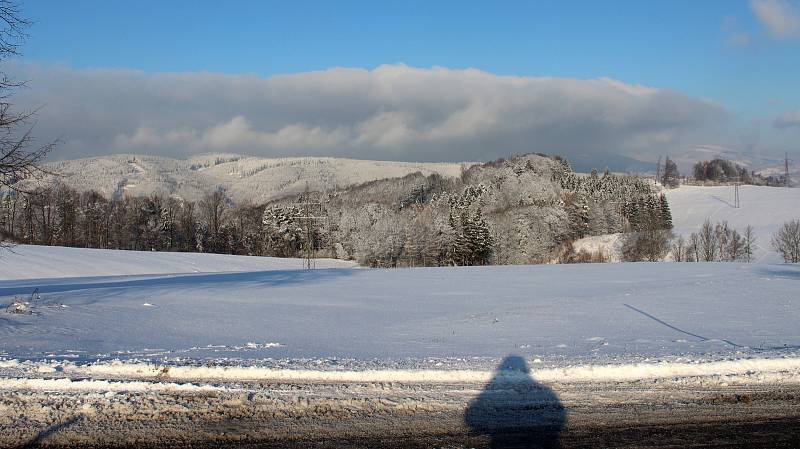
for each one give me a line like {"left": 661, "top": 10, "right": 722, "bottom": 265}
{"left": 659, "top": 194, "right": 673, "bottom": 229}
{"left": 661, "top": 157, "right": 680, "bottom": 188}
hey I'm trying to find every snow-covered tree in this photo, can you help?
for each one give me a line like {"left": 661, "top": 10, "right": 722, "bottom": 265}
{"left": 262, "top": 205, "right": 304, "bottom": 257}
{"left": 772, "top": 219, "right": 800, "bottom": 263}
{"left": 743, "top": 225, "right": 756, "bottom": 263}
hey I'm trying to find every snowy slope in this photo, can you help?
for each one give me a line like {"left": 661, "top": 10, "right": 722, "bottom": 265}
{"left": 573, "top": 185, "right": 799, "bottom": 263}
{"left": 1, "top": 251, "right": 798, "bottom": 365}
{"left": 665, "top": 185, "right": 800, "bottom": 263}
{"left": 41, "top": 154, "right": 472, "bottom": 204}
{"left": 0, "top": 245, "right": 356, "bottom": 280}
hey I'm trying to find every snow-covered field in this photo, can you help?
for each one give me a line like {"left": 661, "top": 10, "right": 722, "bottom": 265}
{"left": 0, "top": 244, "right": 356, "bottom": 280}
{"left": 666, "top": 185, "right": 800, "bottom": 263}
{"left": 1, "top": 246, "right": 798, "bottom": 368}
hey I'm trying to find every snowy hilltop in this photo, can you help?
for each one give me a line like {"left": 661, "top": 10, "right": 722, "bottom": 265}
{"left": 39, "top": 154, "right": 473, "bottom": 204}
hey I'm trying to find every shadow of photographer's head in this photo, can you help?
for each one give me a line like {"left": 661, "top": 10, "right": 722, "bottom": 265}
{"left": 465, "top": 355, "right": 565, "bottom": 449}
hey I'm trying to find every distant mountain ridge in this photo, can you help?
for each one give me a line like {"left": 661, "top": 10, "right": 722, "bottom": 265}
{"left": 40, "top": 154, "right": 473, "bottom": 204}
{"left": 668, "top": 145, "right": 798, "bottom": 182}
{"left": 36, "top": 149, "right": 796, "bottom": 205}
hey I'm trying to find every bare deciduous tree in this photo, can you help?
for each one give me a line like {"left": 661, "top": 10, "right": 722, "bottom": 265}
{"left": 670, "top": 235, "right": 685, "bottom": 262}
{"left": 688, "top": 233, "right": 700, "bottom": 262}
{"left": 0, "top": 2, "right": 56, "bottom": 251}
{"left": 0, "top": 1, "right": 55, "bottom": 194}
{"left": 772, "top": 219, "right": 800, "bottom": 263}
{"left": 199, "top": 188, "right": 229, "bottom": 252}
{"left": 743, "top": 225, "right": 756, "bottom": 263}
{"left": 698, "top": 219, "right": 717, "bottom": 262}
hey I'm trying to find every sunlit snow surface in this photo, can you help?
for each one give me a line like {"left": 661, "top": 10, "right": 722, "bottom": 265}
{"left": 666, "top": 184, "right": 800, "bottom": 263}
{"left": 1, "top": 246, "right": 798, "bottom": 366}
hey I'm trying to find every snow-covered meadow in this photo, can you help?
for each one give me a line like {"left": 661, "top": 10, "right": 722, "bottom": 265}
{"left": 1, "top": 246, "right": 798, "bottom": 369}
{"left": 0, "top": 245, "right": 356, "bottom": 280}
{"left": 666, "top": 185, "right": 800, "bottom": 263}
{"left": 573, "top": 184, "right": 800, "bottom": 263}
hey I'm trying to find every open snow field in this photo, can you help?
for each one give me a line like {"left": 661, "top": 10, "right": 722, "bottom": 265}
{"left": 1, "top": 247, "right": 799, "bottom": 364}
{"left": 0, "top": 244, "right": 356, "bottom": 280}
{"left": 2, "top": 246, "right": 800, "bottom": 447}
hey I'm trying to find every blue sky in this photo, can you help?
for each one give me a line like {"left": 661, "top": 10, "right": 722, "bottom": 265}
{"left": 9, "top": 0, "right": 800, "bottom": 166}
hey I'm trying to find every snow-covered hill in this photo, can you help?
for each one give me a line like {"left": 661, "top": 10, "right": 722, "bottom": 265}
{"left": 665, "top": 185, "right": 800, "bottom": 263}
{"left": 41, "top": 154, "right": 472, "bottom": 204}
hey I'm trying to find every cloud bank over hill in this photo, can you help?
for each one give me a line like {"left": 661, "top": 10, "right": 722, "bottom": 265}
{"left": 10, "top": 63, "right": 734, "bottom": 169}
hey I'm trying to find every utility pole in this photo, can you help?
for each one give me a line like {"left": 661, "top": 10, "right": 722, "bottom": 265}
{"left": 734, "top": 180, "right": 740, "bottom": 208}
{"left": 786, "top": 152, "right": 791, "bottom": 188}
{"left": 295, "top": 187, "right": 326, "bottom": 270}
{"left": 656, "top": 155, "right": 662, "bottom": 185}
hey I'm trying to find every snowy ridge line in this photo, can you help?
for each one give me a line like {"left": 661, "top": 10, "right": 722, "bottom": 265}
{"left": 0, "top": 377, "right": 228, "bottom": 393}
{"left": 5, "top": 357, "right": 800, "bottom": 384}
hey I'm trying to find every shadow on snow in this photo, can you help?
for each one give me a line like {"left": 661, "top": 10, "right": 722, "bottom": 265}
{"left": 753, "top": 265, "right": 800, "bottom": 281}
{"left": 0, "top": 268, "right": 357, "bottom": 298}
{"left": 465, "top": 355, "right": 566, "bottom": 449}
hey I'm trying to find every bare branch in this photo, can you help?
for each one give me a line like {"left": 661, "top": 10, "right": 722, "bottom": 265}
{"left": 0, "top": 2, "right": 58, "bottom": 197}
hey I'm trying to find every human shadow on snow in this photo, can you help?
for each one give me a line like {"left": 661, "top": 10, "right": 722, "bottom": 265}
{"left": 465, "top": 355, "right": 566, "bottom": 449}
{"left": 0, "top": 268, "right": 357, "bottom": 298}
{"left": 21, "top": 415, "right": 81, "bottom": 448}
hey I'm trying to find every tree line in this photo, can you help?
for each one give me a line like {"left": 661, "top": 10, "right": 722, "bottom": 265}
{"left": 0, "top": 186, "right": 264, "bottom": 255}
{"left": 691, "top": 158, "right": 786, "bottom": 186}
{"left": 670, "top": 220, "right": 756, "bottom": 263}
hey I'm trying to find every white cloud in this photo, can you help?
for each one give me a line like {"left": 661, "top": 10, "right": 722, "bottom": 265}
{"left": 116, "top": 117, "right": 352, "bottom": 152}
{"left": 774, "top": 110, "right": 800, "bottom": 129}
{"left": 750, "top": 0, "right": 800, "bottom": 38}
{"left": 10, "top": 63, "right": 730, "bottom": 169}
{"left": 722, "top": 16, "right": 753, "bottom": 47}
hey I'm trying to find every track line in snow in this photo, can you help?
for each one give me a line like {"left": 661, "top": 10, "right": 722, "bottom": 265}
{"left": 623, "top": 303, "right": 741, "bottom": 347}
